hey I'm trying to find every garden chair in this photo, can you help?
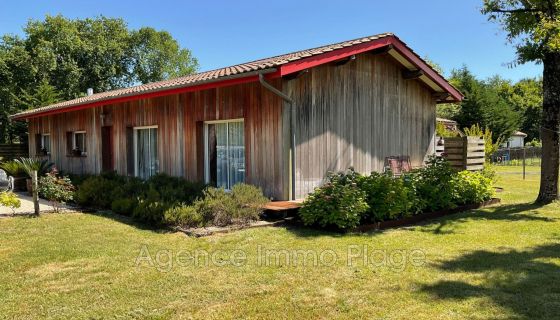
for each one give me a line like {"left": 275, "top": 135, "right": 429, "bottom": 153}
{"left": 0, "top": 169, "right": 13, "bottom": 192}
{"left": 384, "top": 157, "right": 402, "bottom": 176}
{"left": 384, "top": 156, "right": 412, "bottom": 177}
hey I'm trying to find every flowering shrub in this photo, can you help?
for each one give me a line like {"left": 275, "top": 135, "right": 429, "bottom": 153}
{"left": 299, "top": 158, "right": 496, "bottom": 230}
{"left": 38, "top": 172, "right": 75, "bottom": 212}
{"left": 358, "top": 172, "right": 419, "bottom": 222}
{"left": 299, "top": 169, "right": 369, "bottom": 229}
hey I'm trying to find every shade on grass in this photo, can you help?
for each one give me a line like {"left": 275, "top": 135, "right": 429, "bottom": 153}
{"left": 0, "top": 165, "right": 558, "bottom": 319}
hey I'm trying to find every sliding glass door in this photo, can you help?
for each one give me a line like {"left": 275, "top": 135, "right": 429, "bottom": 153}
{"left": 134, "top": 127, "right": 159, "bottom": 179}
{"left": 205, "top": 120, "right": 245, "bottom": 189}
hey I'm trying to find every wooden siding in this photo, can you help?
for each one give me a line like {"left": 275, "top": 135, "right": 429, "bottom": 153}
{"left": 28, "top": 80, "right": 287, "bottom": 200}
{"left": 284, "top": 54, "right": 436, "bottom": 198}
{"left": 27, "top": 52, "right": 437, "bottom": 201}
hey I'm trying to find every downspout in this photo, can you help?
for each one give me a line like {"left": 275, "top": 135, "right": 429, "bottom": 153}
{"left": 258, "top": 73, "right": 296, "bottom": 200}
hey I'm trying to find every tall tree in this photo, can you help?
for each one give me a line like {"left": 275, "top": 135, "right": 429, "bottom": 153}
{"left": 449, "top": 66, "right": 521, "bottom": 142}
{"left": 0, "top": 15, "right": 199, "bottom": 143}
{"left": 482, "top": 0, "right": 560, "bottom": 203}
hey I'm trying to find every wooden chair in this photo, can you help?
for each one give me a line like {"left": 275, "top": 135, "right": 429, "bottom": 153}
{"left": 0, "top": 169, "right": 13, "bottom": 192}
{"left": 384, "top": 156, "right": 412, "bottom": 177}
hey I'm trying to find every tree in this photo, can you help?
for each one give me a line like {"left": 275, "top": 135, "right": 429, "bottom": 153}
{"left": 493, "top": 77, "right": 543, "bottom": 141}
{"left": 0, "top": 15, "right": 199, "bottom": 143}
{"left": 449, "top": 66, "right": 521, "bottom": 142}
{"left": 482, "top": 0, "right": 560, "bottom": 203}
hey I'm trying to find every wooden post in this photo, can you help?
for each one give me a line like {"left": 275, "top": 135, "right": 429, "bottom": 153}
{"left": 32, "top": 170, "right": 39, "bottom": 216}
{"left": 523, "top": 146, "right": 526, "bottom": 180}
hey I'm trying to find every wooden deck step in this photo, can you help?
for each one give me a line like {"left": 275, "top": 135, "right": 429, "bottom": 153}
{"left": 264, "top": 200, "right": 303, "bottom": 211}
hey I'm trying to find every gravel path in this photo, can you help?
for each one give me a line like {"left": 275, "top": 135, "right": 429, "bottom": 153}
{"left": 0, "top": 192, "right": 74, "bottom": 216}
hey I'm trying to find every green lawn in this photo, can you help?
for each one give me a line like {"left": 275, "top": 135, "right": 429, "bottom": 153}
{"left": 1, "top": 166, "right": 559, "bottom": 319}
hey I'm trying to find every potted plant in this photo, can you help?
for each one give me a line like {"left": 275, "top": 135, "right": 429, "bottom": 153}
{"left": 14, "top": 158, "right": 55, "bottom": 195}
{"left": 72, "top": 148, "right": 82, "bottom": 157}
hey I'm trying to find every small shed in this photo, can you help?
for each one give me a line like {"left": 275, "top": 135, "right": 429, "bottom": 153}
{"left": 501, "top": 131, "right": 527, "bottom": 149}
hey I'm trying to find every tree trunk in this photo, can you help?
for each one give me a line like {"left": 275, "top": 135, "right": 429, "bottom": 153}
{"left": 537, "top": 52, "right": 560, "bottom": 204}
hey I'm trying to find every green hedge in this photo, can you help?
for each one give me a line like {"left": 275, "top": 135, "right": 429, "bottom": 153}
{"left": 299, "top": 157, "right": 495, "bottom": 230}
{"left": 74, "top": 172, "right": 268, "bottom": 228}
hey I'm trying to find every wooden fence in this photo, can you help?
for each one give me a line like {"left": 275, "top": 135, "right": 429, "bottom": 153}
{"left": 0, "top": 144, "right": 29, "bottom": 161}
{"left": 443, "top": 137, "right": 485, "bottom": 171}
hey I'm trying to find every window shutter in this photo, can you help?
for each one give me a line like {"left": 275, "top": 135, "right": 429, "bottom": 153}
{"left": 35, "top": 134, "right": 42, "bottom": 154}
{"left": 66, "top": 132, "right": 73, "bottom": 155}
{"left": 126, "top": 127, "right": 134, "bottom": 176}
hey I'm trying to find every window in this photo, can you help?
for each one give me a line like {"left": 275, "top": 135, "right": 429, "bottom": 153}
{"left": 66, "top": 131, "right": 87, "bottom": 156}
{"left": 74, "top": 131, "right": 87, "bottom": 155}
{"left": 204, "top": 120, "right": 245, "bottom": 189}
{"left": 134, "top": 126, "right": 159, "bottom": 179}
{"left": 41, "top": 134, "right": 50, "bottom": 155}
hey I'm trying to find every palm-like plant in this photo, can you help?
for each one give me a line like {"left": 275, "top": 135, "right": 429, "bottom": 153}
{"left": 0, "top": 160, "right": 25, "bottom": 177}
{"left": 14, "top": 157, "right": 54, "bottom": 178}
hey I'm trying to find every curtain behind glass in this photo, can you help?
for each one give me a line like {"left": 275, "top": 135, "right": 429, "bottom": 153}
{"left": 215, "top": 124, "right": 228, "bottom": 189}
{"left": 228, "top": 121, "right": 245, "bottom": 187}
{"left": 136, "top": 128, "right": 158, "bottom": 179}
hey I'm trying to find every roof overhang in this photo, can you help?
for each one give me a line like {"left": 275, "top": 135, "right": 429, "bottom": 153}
{"left": 277, "top": 36, "right": 463, "bottom": 104}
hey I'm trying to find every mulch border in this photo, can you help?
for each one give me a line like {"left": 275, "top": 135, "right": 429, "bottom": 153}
{"left": 352, "top": 198, "right": 501, "bottom": 233}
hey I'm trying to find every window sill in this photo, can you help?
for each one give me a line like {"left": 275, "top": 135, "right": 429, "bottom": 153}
{"left": 66, "top": 154, "right": 87, "bottom": 158}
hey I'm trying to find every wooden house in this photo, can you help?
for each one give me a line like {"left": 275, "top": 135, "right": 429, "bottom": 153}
{"left": 11, "top": 33, "right": 463, "bottom": 200}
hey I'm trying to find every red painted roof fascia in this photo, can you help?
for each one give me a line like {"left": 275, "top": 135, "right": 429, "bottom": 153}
{"left": 279, "top": 37, "right": 392, "bottom": 76}
{"left": 279, "top": 36, "right": 463, "bottom": 102}
{"left": 389, "top": 38, "right": 463, "bottom": 102}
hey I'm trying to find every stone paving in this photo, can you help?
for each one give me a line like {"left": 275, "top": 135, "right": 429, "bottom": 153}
{"left": 0, "top": 192, "right": 74, "bottom": 216}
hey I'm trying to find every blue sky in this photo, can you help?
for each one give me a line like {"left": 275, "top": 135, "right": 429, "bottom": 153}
{"left": 0, "top": 0, "right": 542, "bottom": 82}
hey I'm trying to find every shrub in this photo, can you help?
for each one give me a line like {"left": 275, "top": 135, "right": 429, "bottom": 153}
{"left": 230, "top": 183, "right": 269, "bottom": 221}
{"left": 163, "top": 204, "right": 204, "bottom": 228}
{"left": 111, "top": 198, "right": 137, "bottom": 216}
{"left": 299, "top": 169, "right": 369, "bottom": 230}
{"left": 146, "top": 174, "right": 205, "bottom": 204}
{"left": 0, "top": 192, "right": 21, "bottom": 214}
{"left": 132, "top": 187, "right": 172, "bottom": 225}
{"left": 453, "top": 171, "right": 495, "bottom": 205}
{"left": 407, "top": 156, "right": 456, "bottom": 212}
{"left": 38, "top": 173, "right": 74, "bottom": 212}
{"left": 357, "top": 172, "right": 419, "bottom": 222}
{"left": 75, "top": 175, "right": 124, "bottom": 208}
{"left": 193, "top": 184, "right": 267, "bottom": 227}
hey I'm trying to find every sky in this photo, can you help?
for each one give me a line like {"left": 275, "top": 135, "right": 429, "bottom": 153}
{"left": 0, "top": 0, "right": 542, "bottom": 82}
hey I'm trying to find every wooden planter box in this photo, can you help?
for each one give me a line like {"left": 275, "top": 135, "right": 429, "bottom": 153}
{"left": 443, "top": 136, "right": 485, "bottom": 171}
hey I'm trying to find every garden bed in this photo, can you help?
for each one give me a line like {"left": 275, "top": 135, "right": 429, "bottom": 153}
{"left": 352, "top": 197, "right": 501, "bottom": 232}
{"left": 176, "top": 217, "right": 293, "bottom": 237}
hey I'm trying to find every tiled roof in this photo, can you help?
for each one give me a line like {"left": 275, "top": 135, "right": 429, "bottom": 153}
{"left": 12, "top": 32, "right": 455, "bottom": 119}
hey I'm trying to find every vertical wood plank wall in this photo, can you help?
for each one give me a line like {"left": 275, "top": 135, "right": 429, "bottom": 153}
{"left": 28, "top": 79, "right": 286, "bottom": 200}
{"left": 27, "top": 52, "right": 437, "bottom": 201}
{"left": 284, "top": 54, "right": 436, "bottom": 198}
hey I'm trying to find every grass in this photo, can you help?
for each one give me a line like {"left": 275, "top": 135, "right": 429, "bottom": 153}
{"left": 0, "top": 166, "right": 559, "bottom": 319}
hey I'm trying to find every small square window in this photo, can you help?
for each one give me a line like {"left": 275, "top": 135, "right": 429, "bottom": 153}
{"left": 73, "top": 131, "right": 87, "bottom": 156}
{"left": 41, "top": 134, "right": 50, "bottom": 155}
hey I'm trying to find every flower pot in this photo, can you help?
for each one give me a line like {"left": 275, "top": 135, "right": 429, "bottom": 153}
{"left": 12, "top": 177, "right": 27, "bottom": 192}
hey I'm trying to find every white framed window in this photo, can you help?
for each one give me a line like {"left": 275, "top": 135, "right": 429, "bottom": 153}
{"left": 204, "top": 119, "right": 245, "bottom": 189}
{"left": 133, "top": 126, "right": 159, "bottom": 179}
{"left": 73, "top": 131, "right": 87, "bottom": 155}
{"left": 41, "top": 134, "right": 50, "bottom": 155}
